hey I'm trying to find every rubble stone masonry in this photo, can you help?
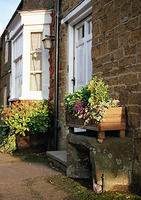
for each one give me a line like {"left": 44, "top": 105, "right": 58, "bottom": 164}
{"left": 90, "top": 1, "right": 141, "bottom": 192}
{"left": 59, "top": 0, "right": 141, "bottom": 148}
{"left": 59, "top": 0, "right": 141, "bottom": 193}
{"left": 91, "top": 0, "right": 141, "bottom": 139}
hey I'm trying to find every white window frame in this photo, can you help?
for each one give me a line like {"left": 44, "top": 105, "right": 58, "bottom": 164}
{"left": 61, "top": 0, "right": 92, "bottom": 93}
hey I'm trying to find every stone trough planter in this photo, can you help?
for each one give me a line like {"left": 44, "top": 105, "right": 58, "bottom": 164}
{"left": 66, "top": 107, "right": 126, "bottom": 143}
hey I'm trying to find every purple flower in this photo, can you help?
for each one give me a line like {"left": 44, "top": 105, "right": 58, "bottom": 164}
{"left": 72, "top": 100, "right": 87, "bottom": 116}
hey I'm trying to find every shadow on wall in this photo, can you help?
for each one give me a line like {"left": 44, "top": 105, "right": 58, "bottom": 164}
{"left": 130, "top": 138, "right": 141, "bottom": 195}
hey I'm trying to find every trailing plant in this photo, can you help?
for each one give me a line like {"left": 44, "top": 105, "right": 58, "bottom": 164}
{"left": 64, "top": 76, "right": 119, "bottom": 125}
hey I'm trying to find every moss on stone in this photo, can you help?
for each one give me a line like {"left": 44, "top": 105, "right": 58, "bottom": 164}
{"left": 47, "top": 174, "right": 141, "bottom": 200}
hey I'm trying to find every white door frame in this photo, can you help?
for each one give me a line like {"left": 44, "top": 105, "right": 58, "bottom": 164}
{"left": 61, "top": 0, "right": 92, "bottom": 132}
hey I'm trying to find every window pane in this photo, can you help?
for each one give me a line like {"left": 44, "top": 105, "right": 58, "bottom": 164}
{"left": 87, "top": 40, "right": 92, "bottom": 82}
{"left": 31, "top": 32, "right": 42, "bottom": 51}
{"left": 15, "top": 58, "right": 22, "bottom": 98}
{"left": 30, "top": 73, "right": 42, "bottom": 91}
{"left": 30, "top": 32, "right": 42, "bottom": 91}
{"left": 74, "top": 17, "right": 92, "bottom": 91}
{"left": 5, "top": 42, "right": 8, "bottom": 63}
{"left": 3, "top": 86, "right": 7, "bottom": 108}
{"left": 13, "top": 34, "right": 23, "bottom": 60}
{"left": 76, "top": 43, "right": 86, "bottom": 88}
{"left": 78, "top": 25, "right": 84, "bottom": 40}
{"left": 30, "top": 52, "right": 42, "bottom": 71}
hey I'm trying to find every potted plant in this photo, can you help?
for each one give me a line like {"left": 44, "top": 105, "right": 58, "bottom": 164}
{"left": 0, "top": 100, "right": 54, "bottom": 152}
{"left": 64, "top": 76, "right": 126, "bottom": 143}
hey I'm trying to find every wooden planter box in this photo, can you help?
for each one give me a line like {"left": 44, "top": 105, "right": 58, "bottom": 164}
{"left": 66, "top": 107, "right": 126, "bottom": 143}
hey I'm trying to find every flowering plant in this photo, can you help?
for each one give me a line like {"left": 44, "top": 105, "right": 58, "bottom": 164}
{"left": 72, "top": 100, "right": 87, "bottom": 116}
{"left": 64, "top": 76, "right": 119, "bottom": 125}
{"left": 0, "top": 100, "right": 54, "bottom": 137}
{"left": 64, "top": 85, "right": 90, "bottom": 113}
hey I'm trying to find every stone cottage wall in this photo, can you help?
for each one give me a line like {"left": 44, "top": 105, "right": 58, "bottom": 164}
{"left": 59, "top": 0, "right": 141, "bottom": 141}
{"left": 23, "top": 0, "right": 54, "bottom": 10}
{"left": 91, "top": 0, "right": 141, "bottom": 193}
{"left": 59, "top": 0, "right": 141, "bottom": 193}
{"left": 92, "top": 0, "right": 141, "bottom": 138}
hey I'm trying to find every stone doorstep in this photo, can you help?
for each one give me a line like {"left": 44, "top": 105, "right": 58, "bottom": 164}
{"left": 46, "top": 150, "right": 67, "bottom": 172}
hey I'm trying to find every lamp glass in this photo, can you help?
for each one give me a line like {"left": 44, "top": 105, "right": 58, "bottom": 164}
{"left": 43, "top": 36, "right": 51, "bottom": 49}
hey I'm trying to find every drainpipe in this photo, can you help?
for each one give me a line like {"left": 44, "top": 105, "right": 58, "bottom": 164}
{"left": 54, "top": 0, "right": 60, "bottom": 150}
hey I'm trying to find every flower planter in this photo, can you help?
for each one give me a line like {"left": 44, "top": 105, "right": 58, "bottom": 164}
{"left": 66, "top": 107, "right": 126, "bottom": 143}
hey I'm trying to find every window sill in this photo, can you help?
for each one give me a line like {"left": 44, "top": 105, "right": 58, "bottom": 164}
{"left": 9, "top": 97, "right": 48, "bottom": 101}
{"left": 9, "top": 98, "right": 20, "bottom": 102}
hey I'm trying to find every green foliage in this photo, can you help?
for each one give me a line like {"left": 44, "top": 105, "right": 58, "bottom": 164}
{"left": 0, "top": 100, "right": 54, "bottom": 136}
{"left": 64, "top": 76, "right": 119, "bottom": 125}
{"left": 83, "top": 99, "right": 119, "bottom": 125}
{"left": 0, "top": 133, "right": 17, "bottom": 153}
{"left": 0, "top": 100, "right": 54, "bottom": 153}
{"left": 88, "top": 76, "right": 110, "bottom": 103}
{"left": 64, "top": 85, "right": 90, "bottom": 113}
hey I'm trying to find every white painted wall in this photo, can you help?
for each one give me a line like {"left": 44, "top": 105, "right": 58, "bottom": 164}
{"left": 20, "top": 10, "right": 52, "bottom": 26}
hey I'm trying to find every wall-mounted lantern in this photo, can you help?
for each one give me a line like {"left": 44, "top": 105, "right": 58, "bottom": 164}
{"left": 42, "top": 35, "right": 55, "bottom": 49}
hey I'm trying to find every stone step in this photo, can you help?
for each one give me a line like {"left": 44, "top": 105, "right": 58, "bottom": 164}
{"left": 46, "top": 151, "right": 67, "bottom": 174}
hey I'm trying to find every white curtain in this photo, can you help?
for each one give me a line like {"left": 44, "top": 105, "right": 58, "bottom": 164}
{"left": 30, "top": 32, "right": 42, "bottom": 91}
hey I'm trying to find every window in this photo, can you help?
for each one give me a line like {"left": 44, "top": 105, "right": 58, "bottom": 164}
{"left": 5, "top": 36, "right": 9, "bottom": 64}
{"left": 3, "top": 86, "right": 7, "bottom": 108}
{"left": 15, "top": 59, "right": 22, "bottom": 97}
{"left": 78, "top": 25, "right": 84, "bottom": 39}
{"left": 13, "top": 34, "right": 23, "bottom": 98}
{"left": 30, "top": 32, "right": 42, "bottom": 91}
